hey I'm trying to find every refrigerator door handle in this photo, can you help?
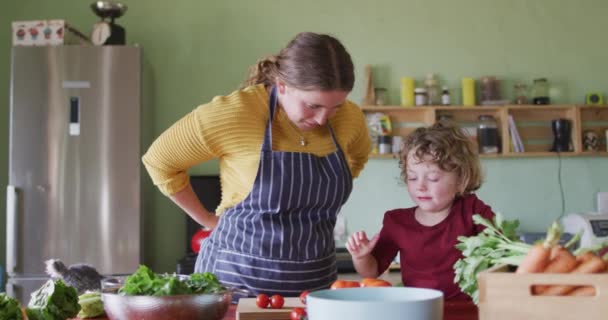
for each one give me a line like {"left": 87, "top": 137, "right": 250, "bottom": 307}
{"left": 7, "top": 185, "right": 18, "bottom": 274}
{"left": 6, "top": 282, "right": 16, "bottom": 298}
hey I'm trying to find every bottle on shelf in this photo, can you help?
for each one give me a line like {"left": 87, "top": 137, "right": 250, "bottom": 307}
{"left": 415, "top": 88, "right": 428, "bottom": 106}
{"left": 400, "top": 77, "right": 415, "bottom": 107}
{"left": 441, "top": 86, "right": 450, "bottom": 106}
{"left": 462, "top": 77, "right": 476, "bottom": 106}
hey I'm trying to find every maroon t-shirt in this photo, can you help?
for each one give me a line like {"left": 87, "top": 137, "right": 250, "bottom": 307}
{"left": 371, "top": 193, "right": 495, "bottom": 300}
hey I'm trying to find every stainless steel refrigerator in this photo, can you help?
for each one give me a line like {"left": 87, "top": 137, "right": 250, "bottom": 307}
{"left": 6, "top": 46, "right": 142, "bottom": 304}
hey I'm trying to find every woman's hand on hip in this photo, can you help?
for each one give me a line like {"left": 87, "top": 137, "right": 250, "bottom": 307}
{"left": 346, "top": 231, "right": 379, "bottom": 260}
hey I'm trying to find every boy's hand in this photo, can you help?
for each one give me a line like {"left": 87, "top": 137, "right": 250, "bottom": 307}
{"left": 346, "top": 231, "right": 380, "bottom": 260}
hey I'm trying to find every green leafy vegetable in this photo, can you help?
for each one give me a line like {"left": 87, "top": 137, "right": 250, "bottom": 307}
{"left": 77, "top": 291, "right": 105, "bottom": 318}
{"left": 119, "top": 265, "right": 225, "bottom": 296}
{"left": 0, "top": 293, "right": 23, "bottom": 320}
{"left": 186, "top": 272, "right": 225, "bottom": 294}
{"left": 25, "top": 279, "right": 81, "bottom": 320}
{"left": 453, "top": 212, "right": 531, "bottom": 304}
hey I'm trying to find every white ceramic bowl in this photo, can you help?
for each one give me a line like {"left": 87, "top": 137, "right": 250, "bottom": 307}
{"left": 307, "top": 287, "right": 443, "bottom": 320}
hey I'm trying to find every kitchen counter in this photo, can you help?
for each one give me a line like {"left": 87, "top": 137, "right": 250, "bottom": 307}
{"left": 222, "top": 300, "right": 478, "bottom": 320}
{"left": 80, "top": 296, "right": 476, "bottom": 320}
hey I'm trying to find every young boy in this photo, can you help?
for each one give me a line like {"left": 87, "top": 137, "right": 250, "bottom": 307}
{"left": 346, "top": 122, "right": 495, "bottom": 300}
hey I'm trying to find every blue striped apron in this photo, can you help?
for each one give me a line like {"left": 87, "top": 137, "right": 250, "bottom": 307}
{"left": 195, "top": 86, "right": 352, "bottom": 297}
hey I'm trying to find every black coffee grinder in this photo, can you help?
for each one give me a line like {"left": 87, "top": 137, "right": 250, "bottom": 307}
{"left": 90, "top": 1, "right": 127, "bottom": 45}
{"left": 550, "top": 118, "right": 572, "bottom": 152}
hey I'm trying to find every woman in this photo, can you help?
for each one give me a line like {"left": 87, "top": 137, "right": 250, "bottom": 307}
{"left": 142, "top": 32, "right": 370, "bottom": 296}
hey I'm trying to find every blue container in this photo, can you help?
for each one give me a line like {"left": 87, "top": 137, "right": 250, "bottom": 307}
{"left": 307, "top": 287, "right": 444, "bottom": 320}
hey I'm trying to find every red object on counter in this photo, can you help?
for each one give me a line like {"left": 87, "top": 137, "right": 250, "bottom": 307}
{"left": 191, "top": 228, "right": 212, "bottom": 253}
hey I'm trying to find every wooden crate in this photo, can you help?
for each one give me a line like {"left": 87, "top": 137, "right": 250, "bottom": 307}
{"left": 478, "top": 265, "right": 608, "bottom": 320}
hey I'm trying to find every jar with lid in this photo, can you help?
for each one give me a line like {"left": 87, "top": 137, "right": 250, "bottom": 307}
{"left": 425, "top": 74, "right": 440, "bottom": 105}
{"left": 374, "top": 87, "right": 388, "bottom": 106}
{"left": 378, "top": 135, "right": 392, "bottom": 154}
{"left": 477, "top": 115, "right": 500, "bottom": 154}
{"left": 514, "top": 83, "right": 528, "bottom": 104}
{"left": 480, "top": 76, "right": 499, "bottom": 103}
{"left": 414, "top": 88, "right": 428, "bottom": 106}
{"left": 532, "top": 78, "right": 550, "bottom": 105}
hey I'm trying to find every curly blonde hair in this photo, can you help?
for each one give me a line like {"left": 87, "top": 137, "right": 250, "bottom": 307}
{"left": 242, "top": 32, "right": 354, "bottom": 91}
{"left": 398, "top": 122, "right": 483, "bottom": 194}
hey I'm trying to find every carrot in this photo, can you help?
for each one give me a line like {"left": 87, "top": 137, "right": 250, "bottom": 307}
{"left": 540, "top": 253, "right": 607, "bottom": 296}
{"left": 532, "top": 247, "right": 578, "bottom": 294}
{"left": 568, "top": 286, "right": 596, "bottom": 296}
{"left": 549, "top": 245, "right": 564, "bottom": 260}
{"left": 516, "top": 222, "right": 561, "bottom": 274}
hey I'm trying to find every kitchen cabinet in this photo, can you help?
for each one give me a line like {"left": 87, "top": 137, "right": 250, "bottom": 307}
{"left": 362, "top": 105, "right": 608, "bottom": 158}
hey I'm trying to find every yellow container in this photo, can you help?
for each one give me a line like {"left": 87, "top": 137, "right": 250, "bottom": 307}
{"left": 462, "top": 77, "right": 476, "bottom": 106}
{"left": 400, "top": 77, "right": 415, "bottom": 107}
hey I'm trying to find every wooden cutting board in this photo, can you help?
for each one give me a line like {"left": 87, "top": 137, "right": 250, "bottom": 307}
{"left": 236, "top": 297, "right": 304, "bottom": 320}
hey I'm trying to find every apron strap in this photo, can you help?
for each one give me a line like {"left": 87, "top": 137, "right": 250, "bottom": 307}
{"left": 261, "top": 86, "right": 278, "bottom": 152}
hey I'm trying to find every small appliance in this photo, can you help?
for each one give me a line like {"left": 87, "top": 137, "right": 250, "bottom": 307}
{"left": 585, "top": 92, "right": 604, "bottom": 105}
{"left": 90, "top": 1, "right": 127, "bottom": 45}
{"left": 550, "top": 118, "right": 572, "bottom": 152}
{"left": 561, "top": 213, "right": 608, "bottom": 248}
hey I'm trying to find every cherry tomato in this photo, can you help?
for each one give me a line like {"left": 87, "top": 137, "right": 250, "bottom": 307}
{"left": 290, "top": 307, "right": 308, "bottom": 320}
{"left": 270, "top": 294, "right": 285, "bottom": 309}
{"left": 299, "top": 290, "right": 310, "bottom": 305}
{"left": 256, "top": 293, "right": 270, "bottom": 308}
{"left": 330, "top": 280, "right": 360, "bottom": 289}
{"left": 360, "top": 278, "right": 392, "bottom": 287}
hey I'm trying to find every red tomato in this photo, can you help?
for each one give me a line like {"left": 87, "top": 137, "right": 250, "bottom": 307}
{"left": 290, "top": 307, "right": 308, "bottom": 320}
{"left": 256, "top": 294, "right": 270, "bottom": 308}
{"left": 330, "top": 280, "right": 360, "bottom": 289}
{"left": 270, "top": 294, "right": 285, "bottom": 309}
{"left": 299, "top": 290, "right": 310, "bottom": 305}
{"left": 190, "top": 228, "right": 212, "bottom": 253}
{"left": 360, "top": 278, "right": 392, "bottom": 287}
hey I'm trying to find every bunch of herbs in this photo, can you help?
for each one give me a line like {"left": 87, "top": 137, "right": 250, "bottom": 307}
{"left": 453, "top": 213, "right": 531, "bottom": 304}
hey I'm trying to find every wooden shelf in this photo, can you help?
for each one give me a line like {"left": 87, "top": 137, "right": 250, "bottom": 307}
{"left": 363, "top": 105, "right": 608, "bottom": 158}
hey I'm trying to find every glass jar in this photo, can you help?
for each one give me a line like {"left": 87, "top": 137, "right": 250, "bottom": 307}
{"left": 532, "top": 78, "right": 550, "bottom": 105}
{"left": 378, "top": 135, "right": 392, "bottom": 154}
{"left": 480, "top": 76, "right": 499, "bottom": 103}
{"left": 425, "top": 74, "right": 440, "bottom": 105}
{"left": 514, "top": 83, "right": 528, "bottom": 104}
{"left": 414, "top": 88, "right": 428, "bottom": 106}
{"left": 477, "top": 115, "right": 500, "bottom": 154}
{"left": 374, "top": 88, "right": 388, "bottom": 106}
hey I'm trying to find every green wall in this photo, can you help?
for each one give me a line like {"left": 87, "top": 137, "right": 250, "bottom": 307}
{"left": 2, "top": 1, "right": 608, "bottom": 272}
